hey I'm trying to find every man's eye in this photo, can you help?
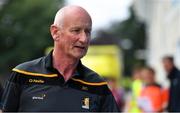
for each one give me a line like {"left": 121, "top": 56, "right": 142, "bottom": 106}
{"left": 72, "top": 29, "right": 80, "bottom": 33}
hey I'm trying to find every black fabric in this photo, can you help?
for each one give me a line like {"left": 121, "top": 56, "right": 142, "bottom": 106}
{"left": 167, "top": 67, "right": 180, "bottom": 112}
{"left": 0, "top": 83, "right": 3, "bottom": 104}
{"left": 1, "top": 51, "right": 119, "bottom": 112}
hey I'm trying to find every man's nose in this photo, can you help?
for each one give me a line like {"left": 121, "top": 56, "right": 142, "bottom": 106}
{"left": 79, "top": 31, "right": 89, "bottom": 43}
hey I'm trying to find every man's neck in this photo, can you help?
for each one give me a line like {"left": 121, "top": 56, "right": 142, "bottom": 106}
{"left": 52, "top": 50, "right": 79, "bottom": 82}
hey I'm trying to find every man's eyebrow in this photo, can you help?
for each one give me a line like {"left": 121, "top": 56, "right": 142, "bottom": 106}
{"left": 70, "top": 26, "right": 81, "bottom": 29}
{"left": 70, "top": 26, "right": 91, "bottom": 30}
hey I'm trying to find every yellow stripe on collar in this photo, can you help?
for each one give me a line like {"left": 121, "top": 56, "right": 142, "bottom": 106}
{"left": 12, "top": 68, "right": 58, "bottom": 78}
{"left": 71, "top": 78, "right": 107, "bottom": 86}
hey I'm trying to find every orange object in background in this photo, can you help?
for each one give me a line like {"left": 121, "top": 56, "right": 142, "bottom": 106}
{"left": 138, "top": 84, "right": 164, "bottom": 112}
{"left": 162, "top": 88, "right": 169, "bottom": 109}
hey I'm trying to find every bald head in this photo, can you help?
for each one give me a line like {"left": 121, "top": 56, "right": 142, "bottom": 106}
{"left": 53, "top": 5, "right": 92, "bottom": 28}
{"left": 50, "top": 5, "right": 92, "bottom": 59}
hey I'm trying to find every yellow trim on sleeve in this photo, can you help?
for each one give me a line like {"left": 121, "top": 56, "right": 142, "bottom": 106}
{"left": 71, "top": 78, "right": 107, "bottom": 86}
{"left": 12, "top": 68, "right": 58, "bottom": 78}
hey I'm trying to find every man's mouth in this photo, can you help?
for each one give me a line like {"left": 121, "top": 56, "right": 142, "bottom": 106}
{"left": 74, "top": 46, "right": 86, "bottom": 49}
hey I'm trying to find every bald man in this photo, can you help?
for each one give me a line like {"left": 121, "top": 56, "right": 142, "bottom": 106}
{"left": 0, "top": 6, "right": 119, "bottom": 112}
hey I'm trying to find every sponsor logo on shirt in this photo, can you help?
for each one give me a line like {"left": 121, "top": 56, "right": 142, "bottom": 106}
{"left": 29, "top": 79, "right": 44, "bottom": 84}
{"left": 32, "top": 94, "right": 46, "bottom": 100}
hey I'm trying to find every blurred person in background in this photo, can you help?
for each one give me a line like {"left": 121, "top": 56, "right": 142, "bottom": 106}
{"left": 125, "top": 67, "right": 143, "bottom": 112}
{"left": 138, "top": 67, "right": 165, "bottom": 112}
{"left": 162, "top": 56, "right": 180, "bottom": 112}
{"left": 107, "top": 77, "right": 125, "bottom": 111}
{"left": 0, "top": 5, "right": 119, "bottom": 112}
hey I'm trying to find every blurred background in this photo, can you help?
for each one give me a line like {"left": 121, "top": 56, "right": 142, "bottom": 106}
{"left": 0, "top": 0, "right": 180, "bottom": 112}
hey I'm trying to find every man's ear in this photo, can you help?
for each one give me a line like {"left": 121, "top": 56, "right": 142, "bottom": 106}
{"left": 50, "top": 25, "right": 60, "bottom": 41}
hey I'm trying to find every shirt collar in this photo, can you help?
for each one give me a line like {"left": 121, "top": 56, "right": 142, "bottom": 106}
{"left": 44, "top": 50, "right": 81, "bottom": 77}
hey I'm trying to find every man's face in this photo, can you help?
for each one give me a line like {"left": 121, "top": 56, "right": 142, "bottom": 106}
{"left": 55, "top": 13, "right": 92, "bottom": 59}
{"left": 162, "top": 59, "right": 173, "bottom": 73}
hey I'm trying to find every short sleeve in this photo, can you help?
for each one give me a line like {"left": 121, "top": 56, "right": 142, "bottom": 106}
{"left": 0, "top": 71, "right": 21, "bottom": 112}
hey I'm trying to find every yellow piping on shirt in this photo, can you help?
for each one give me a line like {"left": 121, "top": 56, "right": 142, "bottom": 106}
{"left": 12, "top": 68, "right": 58, "bottom": 78}
{"left": 12, "top": 68, "right": 108, "bottom": 86}
{"left": 71, "top": 78, "right": 107, "bottom": 86}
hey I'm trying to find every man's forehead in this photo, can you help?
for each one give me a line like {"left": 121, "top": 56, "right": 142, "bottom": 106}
{"left": 63, "top": 14, "right": 92, "bottom": 29}
{"left": 70, "top": 25, "right": 92, "bottom": 30}
{"left": 64, "top": 9, "right": 92, "bottom": 23}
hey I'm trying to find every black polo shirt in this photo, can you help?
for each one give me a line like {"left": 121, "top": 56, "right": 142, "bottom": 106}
{"left": 1, "top": 51, "right": 119, "bottom": 112}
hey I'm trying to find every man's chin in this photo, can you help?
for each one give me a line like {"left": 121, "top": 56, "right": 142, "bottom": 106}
{"left": 71, "top": 53, "right": 86, "bottom": 60}
{"left": 77, "top": 54, "right": 86, "bottom": 59}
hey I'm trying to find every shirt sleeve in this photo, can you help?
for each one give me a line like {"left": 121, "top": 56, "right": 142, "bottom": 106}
{"left": 0, "top": 71, "right": 21, "bottom": 112}
{"left": 99, "top": 87, "right": 120, "bottom": 112}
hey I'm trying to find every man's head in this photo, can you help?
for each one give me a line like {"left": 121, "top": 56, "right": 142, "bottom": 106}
{"left": 141, "top": 67, "right": 156, "bottom": 85}
{"left": 162, "top": 56, "right": 174, "bottom": 73}
{"left": 50, "top": 5, "right": 92, "bottom": 59}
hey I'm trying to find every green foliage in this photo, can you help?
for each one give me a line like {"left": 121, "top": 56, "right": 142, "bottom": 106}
{"left": 0, "top": 0, "right": 64, "bottom": 75}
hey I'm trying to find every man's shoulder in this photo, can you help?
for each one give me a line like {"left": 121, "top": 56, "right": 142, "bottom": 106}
{"left": 12, "top": 56, "right": 45, "bottom": 73}
{"left": 79, "top": 64, "right": 107, "bottom": 84}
